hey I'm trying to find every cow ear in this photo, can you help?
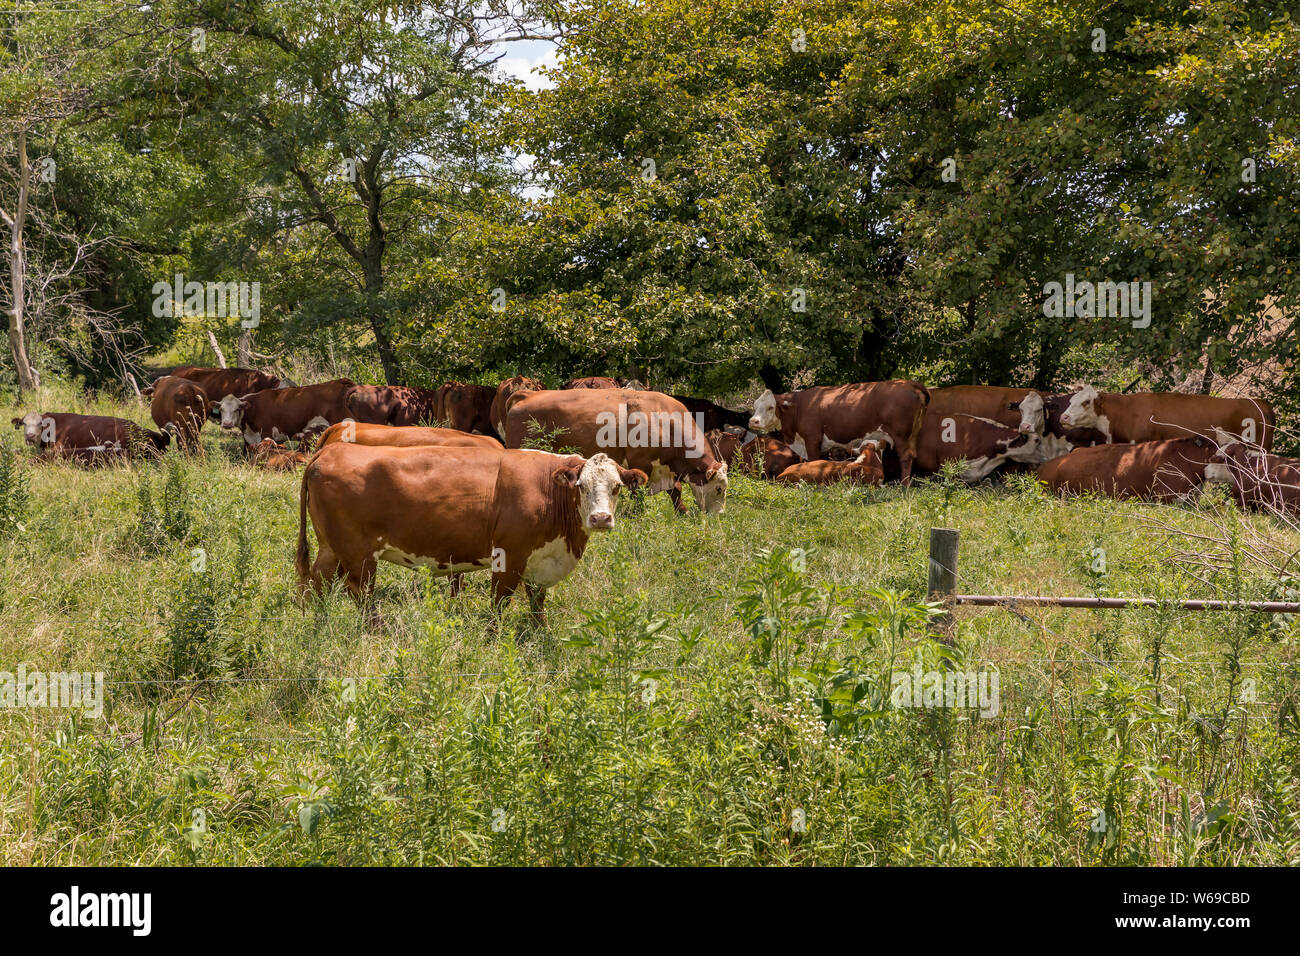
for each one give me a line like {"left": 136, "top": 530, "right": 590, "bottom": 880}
{"left": 779, "top": 397, "right": 793, "bottom": 408}
{"left": 1007, "top": 401, "right": 1020, "bottom": 410}
{"left": 619, "top": 467, "right": 648, "bottom": 490}
{"left": 706, "top": 461, "right": 726, "bottom": 480}
{"left": 554, "top": 460, "right": 584, "bottom": 487}
{"left": 10, "top": 418, "right": 20, "bottom": 428}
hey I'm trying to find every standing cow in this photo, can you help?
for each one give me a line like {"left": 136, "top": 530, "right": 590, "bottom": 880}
{"left": 344, "top": 385, "right": 443, "bottom": 426}
{"left": 505, "top": 388, "right": 728, "bottom": 514}
{"left": 438, "top": 382, "right": 496, "bottom": 434}
{"left": 491, "top": 376, "right": 544, "bottom": 439}
{"left": 748, "top": 381, "right": 930, "bottom": 484}
{"left": 1051, "top": 386, "right": 1275, "bottom": 449}
{"left": 166, "top": 366, "right": 285, "bottom": 403}
{"left": 296, "top": 444, "right": 646, "bottom": 625}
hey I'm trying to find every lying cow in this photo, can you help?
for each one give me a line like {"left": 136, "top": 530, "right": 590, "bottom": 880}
{"left": 12, "top": 412, "right": 169, "bottom": 463}
{"left": 296, "top": 444, "right": 646, "bottom": 625}
{"left": 1209, "top": 442, "right": 1300, "bottom": 514}
{"left": 505, "top": 388, "right": 728, "bottom": 513}
{"left": 748, "top": 381, "right": 930, "bottom": 484}
{"left": 1036, "top": 436, "right": 1222, "bottom": 502}
{"left": 439, "top": 382, "right": 496, "bottom": 434}
{"left": 144, "top": 375, "right": 208, "bottom": 450}
{"left": 915, "top": 411, "right": 1070, "bottom": 479}
{"left": 250, "top": 439, "right": 311, "bottom": 471}
{"left": 344, "top": 385, "right": 442, "bottom": 426}
{"left": 1050, "top": 386, "right": 1275, "bottom": 449}
{"left": 216, "top": 378, "right": 356, "bottom": 449}
{"left": 313, "top": 421, "right": 503, "bottom": 452}
{"left": 167, "top": 365, "right": 286, "bottom": 402}
{"left": 491, "top": 375, "right": 544, "bottom": 439}
{"left": 775, "top": 447, "right": 885, "bottom": 486}
{"left": 707, "top": 429, "right": 800, "bottom": 478}
{"left": 1009, "top": 391, "right": 1109, "bottom": 447}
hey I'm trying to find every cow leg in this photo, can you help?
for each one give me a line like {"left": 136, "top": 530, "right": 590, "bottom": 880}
{"left": 302, "top": 544, "right": 343, "bottom": 602}
{"left": 449, "top": 572, "right": 465, "bottom": 597}
{"left": 490, "top": 569, "right": 523, "bottom": 617}
{"left": 524, "top": 583, "right": 547, "bottom": 627}
{"left": 346, "top": 559, "right": 381, "bottom": 629}
{"left": 668, "top": 482, "right": 690, "bottom": 514}
{"left": 898, "top": 446, "right": 916, "bottom": 486}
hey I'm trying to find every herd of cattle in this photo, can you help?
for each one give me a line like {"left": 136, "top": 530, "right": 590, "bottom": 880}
{"left": 9, "top": 366, "right": 1299, "bottom": 621}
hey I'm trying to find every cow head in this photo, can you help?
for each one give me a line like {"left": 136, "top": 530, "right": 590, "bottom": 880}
{"left": 1008, "top": 391, "right": 1046, "bottom": 434}
{"left": 1057, "top": 385, "right": 1102, "bottom": 430}
{"left": 557, "top": 453, "right": 647, "bottom": 531}
{"left": 216, "top": 394, "right": 248, "bottom": 430}
{"left": 687, "top": 460, "right": 729, "bottom": 515}
{"left": 12, "top": 412, "right": 51, "bottom": 446}
{"left": 748, "top": 389, "right": 790, "bottom": 432}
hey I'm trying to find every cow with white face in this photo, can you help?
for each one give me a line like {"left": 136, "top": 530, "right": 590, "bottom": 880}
{"left": 297, "top": 444, "right": 647, "bottom": 626}
{"left": 1049, "top": 386, "right": 1276, "bottom": 450}
{"left": 1010, "top": 391, "right": 1046, "bottom": 435}
{"left": 747, "top": 381, "right": 931, "bottom": 484}
{"left": 216, "top": 379, "right": 356, "bottom": 450}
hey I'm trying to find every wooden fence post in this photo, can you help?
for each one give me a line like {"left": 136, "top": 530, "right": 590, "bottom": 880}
{"left": 928, "top": 527, "right": 959, "bottom": 639}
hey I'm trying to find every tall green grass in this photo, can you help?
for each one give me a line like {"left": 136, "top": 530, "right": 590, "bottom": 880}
{"left": 1, "top": 380, "right": 1297, "bottom": 865}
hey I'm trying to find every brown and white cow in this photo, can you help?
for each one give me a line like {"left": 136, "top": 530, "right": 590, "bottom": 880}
{"left": 144, "top": 375, "right": 208, "bottom": 450}
{"left": 216, "top": 378, "right": 356, "bottom": 448}
{"left": 915, "top": 411, "right": 1071, "bottom": 479}
{"left": 250, "top": 439, "right": 311, "bottom": 471}
{"left": 12, "top": 412, "right": 169, "bottom": 463}
{"left": 491, "top": 376, "right": 545, "bottom": 439}
{"left": 1008, "top": 391, "right": 1110, "bottom": 447}
{"left": 344, "top": 385, "right": 443, "bottom": 426}
{"left": 313, "top": 421, "right": 503, "bottom": 452}
{"left": 167, "top": 366, "right": 285, "bottom": 403}
{"left": 1036, "top": 436, "right": 1224, "bottom": 501}
{"left": 707, "top": 429, "right": 800, "bottom": 479}
{"left": 296, "top": 444, "right": 646, "bottom": 624}
{"left": 747, "top": 381, "right": 930, "bottom": 484}
{"left": 505, "top": 388, "right": 728, "bottom": 514}
{"left": 1208, "top": 442, "right": 1300, "bottom": 513}
{"left": 1052, "top": 386, "right": 1275, "bottom": 449}
{"left": 775, "top": 447, "right": 885, "bottom": 486}
{"left": 438, "top": 382, "right": 496, "bottom": 435}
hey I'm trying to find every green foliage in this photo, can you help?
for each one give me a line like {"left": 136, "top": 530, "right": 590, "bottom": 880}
{"left": 0, "top": 444, "right": 29, "bottom": 538}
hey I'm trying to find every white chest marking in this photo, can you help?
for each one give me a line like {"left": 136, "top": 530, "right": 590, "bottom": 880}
{"left": 522, "top": 537, "right": 579, "bottom": 589}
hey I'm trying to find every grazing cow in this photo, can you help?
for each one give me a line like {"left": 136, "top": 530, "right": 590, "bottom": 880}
{"left": 1036, "top": 436, "right": 1223, "bottom": 501}
{"left": 672, "top": 395, "right": 750, "bottom": 434}
{"left": 344, "top": 385, "right": 442, "bottom": 426}
{"left": 12, "top": 412, "right": 169, "bottom": 463}
{"left": 491, "top": 376, "right": 544, "bottom": 439}
{"left": 250, "top": 439, "right": 311, "bottom": 471}
{"left": 168, "top": 366, "right": 284, "bottom": 403}
{"left": 915, "top": 411, "right": 1071, "bottom": 479}
{"left": 707, "top": 429, "right": 800, "bottom": 478}
{"left": 748, "top": 381, "right": 930, "bottom": 484}
{"left": 1208, "top": 442, "right": 1300, "bottom": 513}
{"left": 216, "top": 378, "right": 356, "bottom": 448}
{"left": 143, "top": 375, "right": 208, "bottom": 450}
{"left": 564, "top": 376, "right": 622, "bottom": 389}
{"left": 296, "top": 444, "right": 646, "bottom": 624}
{"left": 505, "top": 388, "right": 728, "bottom": 514}
{"left": 314, "top": 421, "right": 503, "bottom": 452}
{"left": 775, "top": 447, "right": 885, "bottom": 486}
{"left": 1051, "top": 386, "right": 1275, "bottom": 449}
{"left": 438, "top": 382, "right": 496, "bottom": 435}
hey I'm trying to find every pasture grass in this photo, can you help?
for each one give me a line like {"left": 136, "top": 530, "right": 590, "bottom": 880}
{"left": 1, "top": 379, "right": 1299, "bottom": 865}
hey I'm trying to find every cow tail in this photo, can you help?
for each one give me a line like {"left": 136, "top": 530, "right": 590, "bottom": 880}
{"left": 295, "top": 465, "right": 312, "bottom": 583}
{"left": 909, "top": 382, "right": 931, "bottom": 452}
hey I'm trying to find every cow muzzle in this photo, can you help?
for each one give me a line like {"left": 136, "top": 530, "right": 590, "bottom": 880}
{"left": 587, "top": 511, "right": 614, "bottom": 530}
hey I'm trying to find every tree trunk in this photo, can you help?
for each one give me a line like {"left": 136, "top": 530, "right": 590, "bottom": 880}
{"left": 237, "top": 328, "right": 252, "bottom": 367}
{"left": 5, "top": 128, "right": 39, "bottom": 394}
{"left": 363, "top": 264, "right": 398, "bottom": 385}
